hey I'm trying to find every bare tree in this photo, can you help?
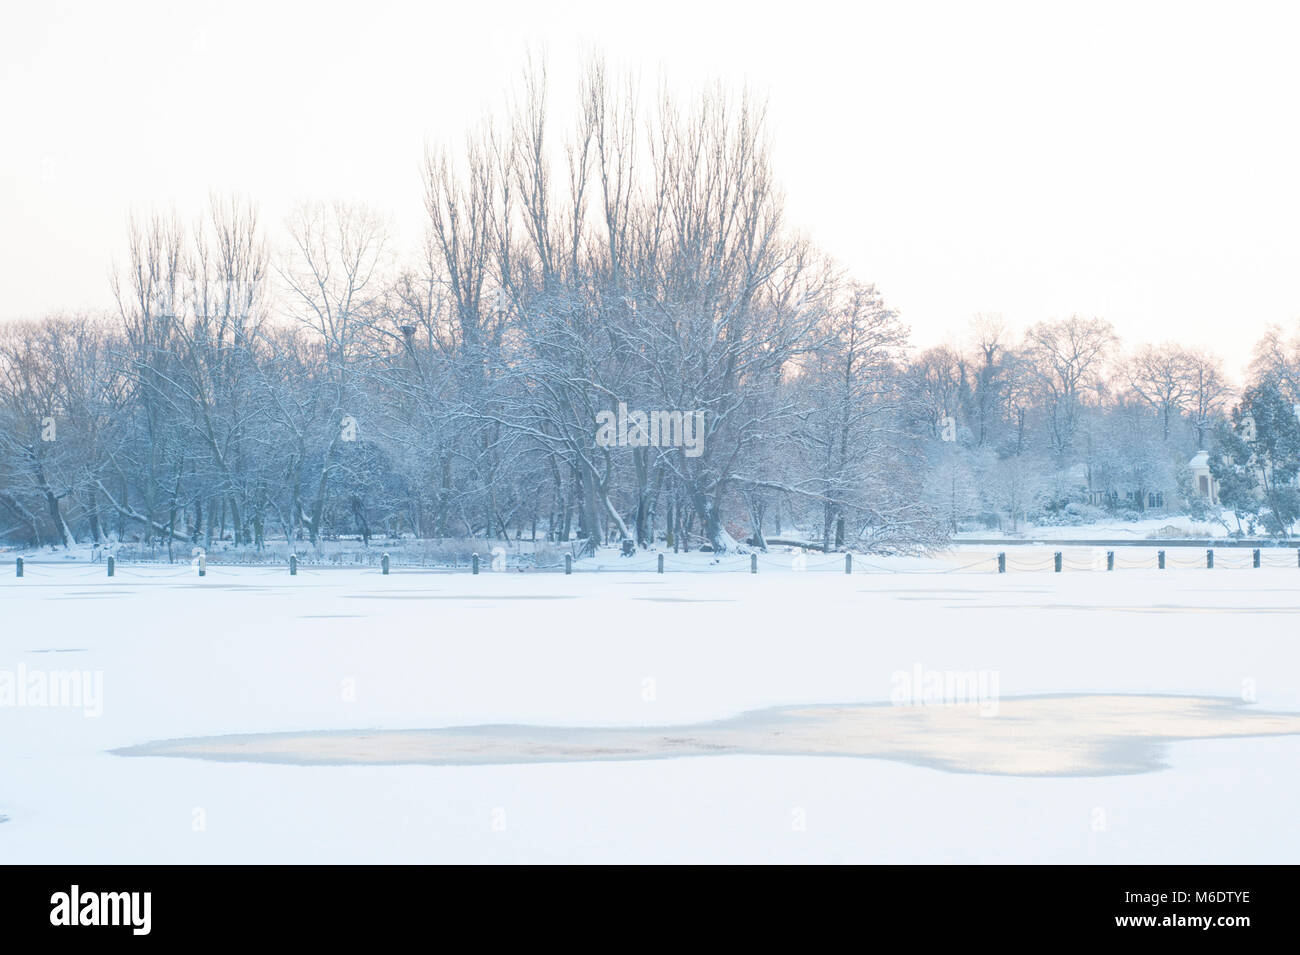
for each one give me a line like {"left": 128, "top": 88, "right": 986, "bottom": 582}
{"left": 1124, "top": 343, "right": 1192, "bottom": 441}
{"left": 278, "top": 200, "right": 388, "bottom": 545}
{"left": 1022, "top": 316, "right": 1116, "bottom": 466}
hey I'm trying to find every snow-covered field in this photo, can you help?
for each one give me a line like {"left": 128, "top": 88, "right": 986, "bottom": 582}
{"left": 955, "top": 514, "right": 1232, "bottom": 541}
{"left": 3, "top": 552, "right": 1299, "bottom": 863}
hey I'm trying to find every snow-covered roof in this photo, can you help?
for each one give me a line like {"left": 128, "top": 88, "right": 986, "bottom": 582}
{"left": 1189, "top": 450, "right": 1210, "bottom": 470}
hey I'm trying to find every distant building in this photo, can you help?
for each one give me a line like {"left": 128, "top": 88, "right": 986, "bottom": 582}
{"left": 1076, "top": 462, "right": 1168, "bottom": 510}
{"left": 1188, "top": 450, "right": 1218, "bottom": 504}
{"left": 1085, "top": 487, "right": 1167, "bottom": 509}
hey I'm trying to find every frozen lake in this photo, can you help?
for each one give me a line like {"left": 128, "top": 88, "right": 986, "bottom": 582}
{"left": 3, "top": 553, "right": 1299, "bottom": 863}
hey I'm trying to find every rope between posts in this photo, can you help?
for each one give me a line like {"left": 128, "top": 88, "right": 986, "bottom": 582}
{"left": 12, "top": 549, "right": 1300, "bottom": 579}
{"left": 613, "top": 558, "right": 661, "bottom": 571}
{"left": 941, "top": 558, "right": 1000, "bottom": 574}
{"left": 119, "top": 566, "right": 197, "bottom": 579}
{"left": 749, "top": 554, "right": 846, "bottom": 570}
{"left": 851, "top": 557, "right": 994, "bottom": 575}
{"left": 1007, "top": 558, "right": 1053, "bottom": 571}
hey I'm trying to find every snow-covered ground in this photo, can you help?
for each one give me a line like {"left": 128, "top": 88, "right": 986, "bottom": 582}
{"left": 3, "top": 553, "right": 1299, "bottom": 863}
{"left": 955, "top": 514, "right": 1232, "bottom": 541}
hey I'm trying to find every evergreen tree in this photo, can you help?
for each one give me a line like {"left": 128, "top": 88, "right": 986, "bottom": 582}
{"left": 1210, "top": 379, "right": 1300, "bottom": 536}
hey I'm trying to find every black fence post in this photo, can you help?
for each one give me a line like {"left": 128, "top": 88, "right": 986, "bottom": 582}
{"left": 1054, "top": 552, "right": 1062, "bottom": 573}
{"left": 381, "top": 553, "right": 390, "bottom": 575}
{"left": 1106, "top": 550, "right": 1115, "bottom": 571}
{"left": 107, "top": 555, "right": 115, "bottom": 578}
{"left": 15, "top": 557, "right": 22, "bottom": 578}
{"left": 845, "top": 553, "right": 852, "bottom": 574}
{"left": 657, "top": 554, "right": 664, "bottom": 574}
{"left": 1207, "top": 549, "right": 1214, "bottom": 569}
{"left": 997, "top": 552, "right": 1006, "bottom": 574}
{"left": 751, "top": 554, "right": 758, "bottom": 574}
{"left": 1253, "top": 548, "right": 1261, "bottom": 568}
{"left": 471, "top": 554, "right": 479, "bottom": 575}
{"left": 1157, "top": 550, "right": 1166, "bottom": 570}
{"left": 289, "top": 555, "right": 297, "bottom": 576}
{"left": 564, "top": 553, "right": 572, "bottom": 575}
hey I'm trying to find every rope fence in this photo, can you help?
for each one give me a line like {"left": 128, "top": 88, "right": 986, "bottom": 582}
{"left": 8, "top": 545, "right": 1300, "bottom": 579}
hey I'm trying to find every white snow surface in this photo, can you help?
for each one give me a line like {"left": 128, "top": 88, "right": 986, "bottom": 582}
{"left": 2, "top": 552, "right": 1299, "bottom": 863}
{"left": 955, "top": 514, "right": 1231, "bottom": 540}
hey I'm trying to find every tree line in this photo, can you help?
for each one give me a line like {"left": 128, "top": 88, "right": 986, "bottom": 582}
{"left": 1, "top": 63, "right": 1294, "bottom": 555}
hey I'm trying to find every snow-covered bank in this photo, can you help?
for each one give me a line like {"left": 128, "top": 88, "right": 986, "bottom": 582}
{"left": 956, "top": 514, "right": 1231, "bottom": 541}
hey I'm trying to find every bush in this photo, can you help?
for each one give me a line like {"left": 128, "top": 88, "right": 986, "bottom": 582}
{"left": 1028, "top": 501, "right": 1105, "bottom": 527}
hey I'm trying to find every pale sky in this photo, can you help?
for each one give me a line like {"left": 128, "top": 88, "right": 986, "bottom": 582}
{"left": 4, "top": 0, "right": 1299, "bottom": 376}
